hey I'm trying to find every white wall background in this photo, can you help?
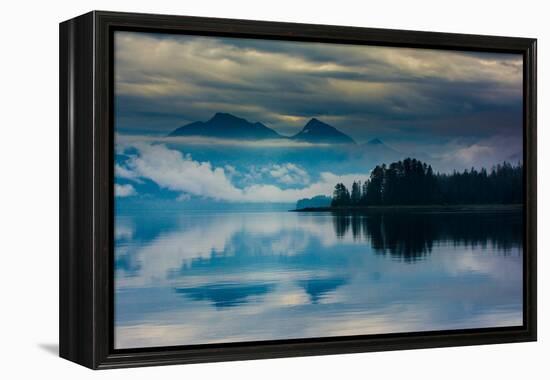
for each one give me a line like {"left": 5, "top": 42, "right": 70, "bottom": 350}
{"left": 0, "top": 0, "right": 547, "bottom": 378}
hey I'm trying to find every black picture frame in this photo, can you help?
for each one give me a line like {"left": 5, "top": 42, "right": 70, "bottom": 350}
{"left": 59, "top": 10, "right": 537, "bottom": 369}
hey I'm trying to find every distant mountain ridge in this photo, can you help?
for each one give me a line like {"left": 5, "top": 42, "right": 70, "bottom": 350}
{"left": 168, "top": 113, "right": 356, "bottom": 144}
{"left": 169, "top": 112, "right": 283, "bottom": 140}
{"left": 358, "top": 136, "right": 402, "bottom": 162}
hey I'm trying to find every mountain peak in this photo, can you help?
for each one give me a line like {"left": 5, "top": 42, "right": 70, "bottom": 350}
{"left": 210, "top": 112, "right": 241, "bottom": 121}
{"left": 367, "top": 138, "right": 384, "bottom": 145}
{"left": 169, "top": 112, "right": 282, "bottom": 140}
{"left": 304, "top": 118, "right": 330, "bottom": 130}
{"left": 293, "top": 118, "right": 355, "bottom": 144}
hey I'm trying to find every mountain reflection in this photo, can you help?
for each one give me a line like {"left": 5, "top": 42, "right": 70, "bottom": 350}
{"left": 299, "top": 277, "right": 347, "bottom": 304}
{"left": 175, "top": 282, "right": 275, "bottom": 309}
{"left": 331, "top": 210, "right": 522, "bottom": 261}
{"left": 115, "top": 209, "right": 524, "bottom": 347}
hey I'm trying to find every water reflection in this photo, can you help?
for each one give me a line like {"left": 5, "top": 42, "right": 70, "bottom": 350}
{"left": 299, "top": 277, "right": 348, "bottom": 304}
{"left": 114, "top": 210, "right": 523, "bottom": 349}
{"left": 175, "top": 282, "right": 275, "bottom": 309}
{"left": 332, "top": 211, "right": 522, "bottom": 261}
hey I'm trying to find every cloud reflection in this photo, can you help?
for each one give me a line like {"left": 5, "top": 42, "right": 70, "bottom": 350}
{"left": 115, "top": 210, "right": 522, "bottom": 348}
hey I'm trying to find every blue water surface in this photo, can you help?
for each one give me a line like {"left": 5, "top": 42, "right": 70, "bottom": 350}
{"left": 114, "top": 208, "right": 523, "bottom": 349}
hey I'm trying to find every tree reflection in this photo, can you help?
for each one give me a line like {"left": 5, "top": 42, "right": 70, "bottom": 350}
{"left": 332, "top": 210, "right": 522, "bottom": 262}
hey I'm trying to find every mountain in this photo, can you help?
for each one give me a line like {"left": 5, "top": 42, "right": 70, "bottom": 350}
{"left": 366, "top": 138, "right": 384, "bottom": 146}
{"left": 357, "top": 138, "right": 403, "bottom": 165}
{"left": 361, "top": 138, "right": 398, "bottom": 153}
{"left": 291, "top": 118, "right": 355, "bottom": 144}
{"left": 168, "top": 112, "right": 283, "bottom": 140}
{"left": 168, "top": 113, "right": 356, "bottom": 144}
{"left": 361, "top": 138, "right": 437, "bottom": 166}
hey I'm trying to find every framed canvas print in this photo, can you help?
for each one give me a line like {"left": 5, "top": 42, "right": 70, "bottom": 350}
{"left": 59, "top": 11, "right": 537, "bottom": 369}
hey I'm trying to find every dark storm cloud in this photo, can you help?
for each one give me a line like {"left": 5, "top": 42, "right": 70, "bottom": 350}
{"left": 114, "top": 31, "right": 523, "bottom": 158}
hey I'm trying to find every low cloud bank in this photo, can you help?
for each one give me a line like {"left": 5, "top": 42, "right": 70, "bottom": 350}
{"left": 115, "top": 184, "right": 137, "bottom": 197}
{"left": 116, "top": 143, "right": 369, "bottom": 202}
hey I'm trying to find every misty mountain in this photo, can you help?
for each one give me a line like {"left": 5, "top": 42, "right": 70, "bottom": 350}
{"left": 365, "top": 138, "right": 384, "bottom": 146}
{"left": 168, "top": 113, "right": 356, "bottom": 144}
{"left": 291, "top": 118, "right": 356, "bottom": 144}
{"left": 357, "top": 137, "right": 403, "bottom": 163}
{"left": 168, "top": 112, "right": 283, "bottom": 140}
{"left": 295, "top": 195, "right": 332, "bottom": 210}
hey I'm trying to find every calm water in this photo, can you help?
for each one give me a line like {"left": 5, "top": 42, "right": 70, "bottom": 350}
{"left": 114, "top": 209, "right": 523, "bottom": 349}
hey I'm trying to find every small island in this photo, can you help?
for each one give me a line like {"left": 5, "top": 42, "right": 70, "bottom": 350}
{"left": 293, "top": 158, "right": 522, "bottom": 212}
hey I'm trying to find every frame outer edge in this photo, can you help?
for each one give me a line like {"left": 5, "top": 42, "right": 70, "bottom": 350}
{"left": 59, "top": 17, "right": 73, "bottom": 362}
{"left": 93, "top": 9, "right": 114, "bottom": 368}
{"left": 59, "top": 11, "right": 97, "bottom": 369}
{"left": 58, "top": 10, "right": 538, "bottom": 369}
{"left": 527, "top": 38, "right": 537, "bottom": 340}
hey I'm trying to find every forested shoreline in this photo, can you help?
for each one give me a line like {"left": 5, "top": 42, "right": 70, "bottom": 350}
{"left": 330, "top": 158, "right": 522, "bottom": 207}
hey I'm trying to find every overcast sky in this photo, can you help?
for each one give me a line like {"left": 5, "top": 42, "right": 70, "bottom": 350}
{"left": 114, "top": 30, "right": 523, "bottom": 160}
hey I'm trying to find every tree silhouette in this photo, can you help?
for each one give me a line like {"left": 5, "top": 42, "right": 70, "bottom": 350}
{"left": 351, "top": 181, "right": 362, "bottom": 205}
{"left": 365, "top": 165, "right": 384, "bottom": 205}
{"left": 330, "top": 158, "right": 522, "bottom": 207}
{"left": 361, "top": 180, "right": 369, "bottom": 204}
{"left": 331, "top": 183, "right": 351, "bottom": 207}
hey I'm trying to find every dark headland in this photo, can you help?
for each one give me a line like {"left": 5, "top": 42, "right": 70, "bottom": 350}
{"left": 292, "top": 157, "right": 522, "bottom": 213}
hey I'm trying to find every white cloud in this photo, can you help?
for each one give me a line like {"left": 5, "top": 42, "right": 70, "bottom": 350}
{"left": 115, "top": 184, "right": 137, "bottom": 197}
{"left": 115, "top": 222, "right": 134, "bottom": 240}
{"left": 451, "top": 144, "right": 495, "bottom": 165}
{"left": 115, "top": 163, "right": 142, "bottom": 182}
{"left": 118, "top": 143, "right": 369, "bottom": 203}
{"left": 126, "top": 143, "right": 242, "bottom": 201}
{"left": 224, "top": 164, "right": 237, "bottom": 177}
{"left": 268, "top": 163, "right": 310, "bottom": 185}
{"left": 434, "top": 135, "right": 522, "bottom": 172}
